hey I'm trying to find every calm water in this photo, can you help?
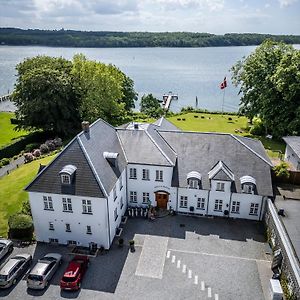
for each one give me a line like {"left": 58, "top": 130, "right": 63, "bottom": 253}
{"left": 0, "top": 45, "right": 299, "bottom": 112}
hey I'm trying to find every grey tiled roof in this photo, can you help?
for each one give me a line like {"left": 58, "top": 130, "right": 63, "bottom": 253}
{"left": 152, "top": 117, "right": 180, "bottom": 131}
{"left": 117, "top": 129, "right": 173, "bottom": 166}
{"left": 26, "top": 139, "right": 105, "bottom": 198}
{"left": 159, "top": 131, "right": 273, "bottom": 196}
{"left": 283, "top": 136, "right": 300, "bottom": 158}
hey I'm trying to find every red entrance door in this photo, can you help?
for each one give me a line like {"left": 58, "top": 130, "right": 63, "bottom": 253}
{"left": 155, "top": 192, "right": 168, "bottom": 209}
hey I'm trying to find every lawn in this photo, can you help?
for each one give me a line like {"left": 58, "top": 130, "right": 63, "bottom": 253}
{"left": 0, "top": 154, "right": 56, "bottom": 237}
{"left": 168, "top": 112, "right": 285, "bottom": 159}
{"left": 0, "top": 112, "right": 31, "bottom": 148}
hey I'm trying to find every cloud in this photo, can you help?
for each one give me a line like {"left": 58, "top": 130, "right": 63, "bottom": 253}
{"left": 278, "top": 0, "right": 298, "bottom": 7}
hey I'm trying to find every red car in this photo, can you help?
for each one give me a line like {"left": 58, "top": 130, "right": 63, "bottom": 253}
{"left": 60, "top": 256, "right": 89, "bottom": 290}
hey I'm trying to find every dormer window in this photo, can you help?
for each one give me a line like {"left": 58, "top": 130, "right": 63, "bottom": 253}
{"left": 187, "top": 171, "right": 201, "bottom": 189}
{"left": 216, "top": 182, "right": 225, "bottom": 191}
{"left": 240, "top": 176, "right": 256, "bottom": 194}
{"left": 59, "top": 165, "right": 77, "bottom": 185}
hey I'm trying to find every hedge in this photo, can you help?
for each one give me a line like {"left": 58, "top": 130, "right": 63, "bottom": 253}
{"left": 8, "top": 213, "right": 34, "bottom": 240}
{"left": 0, "top": 131, "right": 51, "bottom": 160}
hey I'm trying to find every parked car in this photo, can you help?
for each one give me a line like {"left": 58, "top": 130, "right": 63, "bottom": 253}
{"left": 27, "top": 253, "right": 62, "bottom": 289}
{"left": 0, "top": 254, "right": 32, "bottom": 289}
{"left": 0, "top": 239, "right": 13, "bottom": 261}
{"left": 60, "top": 256, "right": 89, "bottom": 291}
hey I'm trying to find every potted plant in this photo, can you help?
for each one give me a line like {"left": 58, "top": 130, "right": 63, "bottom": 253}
{"left": 129, "top": 240, "right": 135, "bottom": 253}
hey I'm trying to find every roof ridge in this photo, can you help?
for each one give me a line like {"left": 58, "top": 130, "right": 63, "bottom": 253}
{"left": 154, "top": 129, "right": 178, "bottom": 156}
{"left": 159, "top": 129, "right": 232, "bottom": 136}
{"left": 77, "top": 136, "right": 109, "bottom": 198}
{"left": 231, "top": 135, "right": 272, "bottom": 167}
{"left": 144, "top": 130, "right": 174, "bottom": 166}
{"left": 116, "top": 131, "right": 129, "bottom": 163}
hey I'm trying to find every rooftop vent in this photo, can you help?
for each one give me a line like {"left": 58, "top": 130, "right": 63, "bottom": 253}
{"left": 134, "top": 123, "right": 139, "bottom": 130}
{"left": 81, "top": 121, "right": 90, "bottom": 133}
{"left": 103, "top": 152, "right": 119, "bottom": 167}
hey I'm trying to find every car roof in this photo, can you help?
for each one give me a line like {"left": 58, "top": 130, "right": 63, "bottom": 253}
{"left": 30, "top": 261, "right": 50, "bottom": 275}
{"left": 0, "top": 258, "right": 22, "bottom": 275}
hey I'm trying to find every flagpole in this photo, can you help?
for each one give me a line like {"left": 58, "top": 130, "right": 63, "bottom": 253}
{"left": 221, "top": 87, "right": 225, "bottom": 115}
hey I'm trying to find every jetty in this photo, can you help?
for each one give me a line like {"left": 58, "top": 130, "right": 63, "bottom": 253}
{"left": 162, "top": 92, "right": 178, "bottom": 111}
{"left": 0, "top": 94, "right": 12, "bottom": 102}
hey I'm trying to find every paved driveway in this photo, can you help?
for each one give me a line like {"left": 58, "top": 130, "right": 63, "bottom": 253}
{"left": 0, "top": 215, "right": 272, "bottom": 300}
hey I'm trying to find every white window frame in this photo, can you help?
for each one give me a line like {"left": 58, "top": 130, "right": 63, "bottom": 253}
{"left": 189, "top": 179, "right": 199, "bottom": 189}
{"left": 61, "top": 174, "right": 71, "bottom": 184}
{"left": 130, "top": 191, "right": 137, "bottom": 203}
{"left": 49, "top": 238, "right": 58, "bottom": 243}
{"left": 114, "top": 207, "right": 118, "bottom": 221}
{"left": 49, "top": 222, "right": 54, "bottom": 231}
{"left": 43, "top": 196, "right": 54, "bottom": 210}
{"left": 86, "top": 225, "right": 92, "bottom": 235}
{"left": 180, "top": 196, "right": 188, "bottom": 208}
{"left": 196, "top": 198, "right": 205, "bottom": 210}
{"left": 82, "top": 199, "right": 92, "bottom": 214}
{"left": 249, "top": 203, "right": 259, "bottom": 215}
{"left": 65, "top": 223, "right": 71, "bottom": 232}
{"left": 142, "top": 192, "right": 150, "bottom": 204}
{"left": 142, "top": 169, "right": 150, "bottom": 180}
{"left": 214, "top": 199, "right": 223, "bottom": 211}
{"left": 129, "top": 168, "right": 137, "bottom": 179}
{"left": 62, "top": 198, "right": 73, "bottom": 212}
{"left": 156, "top": 170, "right": 163, "bottom": 181}
{"left": 216, "top": 182, "right": 225, "bottom": 192}
{"left": 243, "top": 184, "right": 254, "bottom": 194}
{"left": 231, "top": 201, "right": 240, "bottom": 214}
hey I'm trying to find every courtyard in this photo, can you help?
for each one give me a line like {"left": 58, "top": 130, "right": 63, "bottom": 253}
{"left": 0, "top": 215, "right": 272, "bottom": 300}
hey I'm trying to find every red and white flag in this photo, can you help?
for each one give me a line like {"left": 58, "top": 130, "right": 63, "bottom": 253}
{"left": 220, "top": 77, "right": 227, "bottom": 89}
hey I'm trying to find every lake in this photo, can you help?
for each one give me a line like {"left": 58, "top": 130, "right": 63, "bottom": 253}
{"left": 0, "top": 45, "right": 299, "bottom": 112}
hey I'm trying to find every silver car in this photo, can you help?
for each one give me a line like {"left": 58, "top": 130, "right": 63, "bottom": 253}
{"left": 0, "top": 239, "right": 13, "bottom": 261}
{"left": 27, "top": 253, "right": 62, "bottom": 289}
{"left": 0, "top": 254, "right": 32, "bottom": 288}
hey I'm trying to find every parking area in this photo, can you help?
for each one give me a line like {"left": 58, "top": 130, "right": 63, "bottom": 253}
{"left": 0, "top": 215, "right": 272, "bottom": 300}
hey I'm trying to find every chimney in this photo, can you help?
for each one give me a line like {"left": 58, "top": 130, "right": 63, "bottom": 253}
{"left": 134, "top": 123, "right": 139, "bottom": 130}
{"left": 81, "top": 121, "right": 90, "bottom": 133}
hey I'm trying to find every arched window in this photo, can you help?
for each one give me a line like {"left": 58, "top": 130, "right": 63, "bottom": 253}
{"left": 59, "top": 165, "right": 77, "bottom": 185}
{"left": 187, "top": 171, "right": 202, "bottom": 189}
{"left": 240, "top": 176, "right": 256, "bottom": 194}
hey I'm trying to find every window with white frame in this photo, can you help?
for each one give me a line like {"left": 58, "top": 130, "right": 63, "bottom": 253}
{"left": 49, "top": 238, "right": 58, "bottom": 243}
{"left": 67, "top": 240, "right": 77, "bottom": 245}
{"left": 216, "top": 182, "right": 225, "bottom": 191}
{"left": 214, "top": 199, "right": 223, "bottom": 211}
{"left": 189, "top": 179, "right": 199, "bottom": 189}
{"left": 130, "top": 191, "right": 137, "bottom": 203}
{"left": 120, "top": 197, "right": 123, "bottom": 209}
{"left": 156, "top": 170, "right": 163, "bottom": 181}
{"left": 243, "top": 184, "right": 254, "bottom": 194}
{"left": 113, "top": 186, "right": 117, "bottom": 201}
{"left": 62, "top": 198, "right": 72, "bottom": 212}
{"left": 231, "top": 201, "right": 240, "bottom": 213}
{"left": 180, "top": 196, "right": 188, "bottom": 208}
{"left": 114, "top": 207, "right": 118, "bottom": 221}
{"left": 86, "top": 225, "right": 92, "bottom": 235}
{"left": 43, "top": 196, "right": 54, "bottom": 210}
{"left": 142, "top": 169, "right": 150, "bottom": 180}
{"left": 82, "top": 199, "right": 92, "bottom": 214}
{"left": 129, "top": 168, "right": 137, "bottom": 179}
{"left": 61, "top": 174, "right": 71, "bottom": 184}
{"left": 196, "top": 198, "right": 205, "bottom": 210}
{"left": 119, "top": 174, "right": 123, "bottom": 190}
{"left": 65, "top": 223, "right": 71, "bottom": 232}
{"left": 249, "top": 203, "right": 259, "bottom": 215}
{"left": 49, "top": 222, "right": 54, "bottom": 231}
{"left": 143, "top": 192, "right": 150, "bottom": 204}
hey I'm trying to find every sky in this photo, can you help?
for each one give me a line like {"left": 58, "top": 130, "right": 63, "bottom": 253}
{"left": 0, "top": 0, "right": 299, "bottom": 34}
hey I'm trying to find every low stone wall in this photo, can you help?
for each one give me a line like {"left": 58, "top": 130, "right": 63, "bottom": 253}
{"left": 264, "top": 199, "right": 300, "bottom": 299}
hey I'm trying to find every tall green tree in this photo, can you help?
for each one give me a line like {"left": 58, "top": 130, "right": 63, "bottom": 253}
{"left": 140, "top": 94, "right": 164, "bottom": 118}
{"left": 13, "top": 56, "right": 81, "bottom": 136}
{"left": 231, "top": 40, "right": 300, "bottom": 138}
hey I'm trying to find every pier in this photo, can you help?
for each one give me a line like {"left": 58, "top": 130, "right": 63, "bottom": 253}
{"left": 0, "top": 94, "right": 12, "bottom": 102}
{"left": 162, "top": 92, "right": 178, "bottom": 111}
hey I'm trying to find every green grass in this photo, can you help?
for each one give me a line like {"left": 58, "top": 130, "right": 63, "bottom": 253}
{"left": 0, "top": 154, "right": 56, "bottom": 237}
{"left": 0, "top": 112, "right": 31, "bottom": 148}
{"left": 168, "top": 112, "right": 285, "bottom": 159}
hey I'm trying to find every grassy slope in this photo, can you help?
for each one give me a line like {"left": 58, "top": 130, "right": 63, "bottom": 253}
{"left": 0, "top": 154, "right": 55, "bottom": 237}
{"left": 0, "top": 112, "right": 31, "bottom": 148}
{"left": 168, "top": 112, "right": 285, "bottom": 158}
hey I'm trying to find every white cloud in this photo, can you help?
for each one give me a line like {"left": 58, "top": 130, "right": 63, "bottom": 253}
{"left": 278, "top": 0, "right": 298, "bottom": 7}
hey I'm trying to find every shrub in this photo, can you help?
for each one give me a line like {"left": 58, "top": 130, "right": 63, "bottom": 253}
{"left": 53, "top": 137, "right": 62, "bottom": 147}
{"left": 24, "top": 143, "right": 40, "bottom": 153}
{"left": 273, "top": 162, "right": 290, "bottom": 178}
{"left": 194, "top": 115, "right": 199, "bottom": 118}
{"left": 228, "top": 117, "right": 232, "bottom": 121}
{"left": 45, "top": 140, "right": 56, "bottom": 151}
{"left": 21, "top": 199, "right": 32, "bottom": 216}
{"left": 32, "top": 149, "right": 41, "bottom": 157}
{"left": 249, "top": 117, "right": 265, "bottom": 136}
{"left": 24, "top": 152, "right": 34, "bottom": 163}
{"left": 0, "top": 158, "right": 10, "bottom": 167}
{"left": 8, "top": 213, "right": 34, "bottom": 240}
{"left": 40, "top": 143, "right": 49, "bottom": 154}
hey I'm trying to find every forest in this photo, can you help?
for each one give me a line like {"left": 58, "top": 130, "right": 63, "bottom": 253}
{"left": 1, "top": 28, "right": 300, "bottom": 48}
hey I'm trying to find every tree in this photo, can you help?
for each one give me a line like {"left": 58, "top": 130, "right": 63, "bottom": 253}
{"left": 140, "top": 94, "right": 164, "bottom": 118}
{"left": 13, "top": 56, "right": 81, "bottom": 136}
{"left": 231, "top": 40, "right": 300, "bottom": 138}
{"left": 120, "top": 75, "right": 138, "bottom": 111}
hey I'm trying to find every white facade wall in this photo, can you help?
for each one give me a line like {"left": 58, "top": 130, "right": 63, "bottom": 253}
{"left": 126, "top": 164, "right": 174, "bottom": 207}
{"left": 285, "top": 145, "right": 300, "bottom": 170}
{"left": 207, "top": 191, "right": 231, "bottom": 217}
{"left": 107, "top": 169, "right": 127, "bottom": 246}
{"left": 177, "top": 187, "right": 209, "bottom": 215}
{"left": 29, "top": 192, "right": 110, "bottom": 248}
{"left": 230, "top": 193, "right": 263, "bottom": 221}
